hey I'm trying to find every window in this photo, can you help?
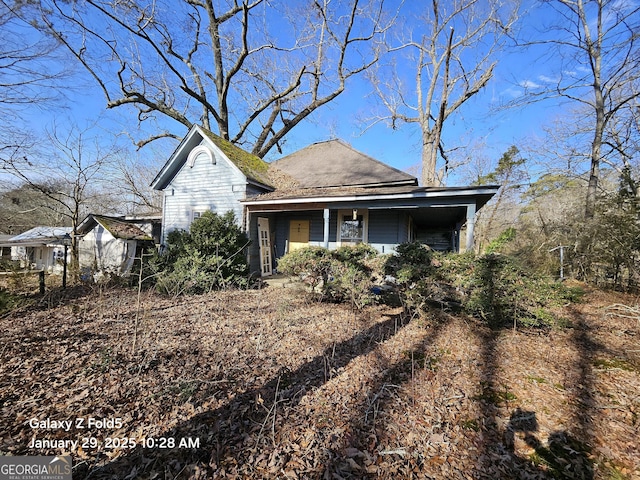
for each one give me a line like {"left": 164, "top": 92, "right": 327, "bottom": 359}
{"left": 193, "top": 211, "right": 203, "bottom": 221}
{"left": 338, "top": 209, "right": 368, "bottom": 245}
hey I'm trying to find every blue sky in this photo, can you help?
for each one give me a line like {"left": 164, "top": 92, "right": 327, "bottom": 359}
{"left": 4, "top": 0, "right": 588, "bottom": 187}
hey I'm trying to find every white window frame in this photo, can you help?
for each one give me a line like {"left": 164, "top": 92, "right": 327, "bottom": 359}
{"left": 337, "top": 209, "right": 368, "bottom": 246}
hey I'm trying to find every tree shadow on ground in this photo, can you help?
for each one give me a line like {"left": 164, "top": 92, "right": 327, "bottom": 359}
{"left": 470, "top": 255, "right": 596, "bottom": 479}
{"left": 66, "top": 265, "right": 628, "bottom": 479}
{"left": 78, "top": 311, "right": 411, "bottom": 479}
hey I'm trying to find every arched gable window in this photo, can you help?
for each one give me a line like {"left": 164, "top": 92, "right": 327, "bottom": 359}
{"left": 187, "top": 145, "right": 216, "bottom": 168}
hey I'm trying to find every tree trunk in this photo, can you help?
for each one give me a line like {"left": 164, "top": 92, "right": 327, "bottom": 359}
{"left": 421, "top": 129, "right": 439, "bottom": 187}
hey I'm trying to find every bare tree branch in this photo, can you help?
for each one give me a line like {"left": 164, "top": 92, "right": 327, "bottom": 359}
{"left": 20, "top": 0, "right": 392, "bottom": 156}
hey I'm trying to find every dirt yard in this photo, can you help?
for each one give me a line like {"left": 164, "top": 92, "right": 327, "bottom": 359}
{"left": 0, "top": 282, "right": 638, "bottom": 479}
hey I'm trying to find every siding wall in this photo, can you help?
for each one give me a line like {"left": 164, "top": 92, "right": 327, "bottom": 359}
{"left": 161, "top": 144, "right": 248, "bottom": 244}
{"left": 247, "top": 209, "right": 414, "bottom": 274}
{"left": 78, "top": 226, "right": 136, "bottom": 274}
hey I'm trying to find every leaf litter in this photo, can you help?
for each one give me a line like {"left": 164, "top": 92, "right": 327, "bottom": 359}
{"left": 0, "top": 283, "right": 638, "bottom": 479}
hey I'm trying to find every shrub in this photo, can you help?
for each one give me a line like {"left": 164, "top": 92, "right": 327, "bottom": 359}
{"left": 386, "top": 243, "right": 579, "bottom": 329}
{"left": 382, "top": 242, "right": 437, "bottom": 314}
{"left": 276, "top": 246, "right": 334, "bottom": 293}
{"left": 277, "top": 244, "right": 380, "bottom": 309}
{"left": 333, "top": 243, "right": 378, "bottom": 265}
{"left": 152, "top": 211, "right": 251, "bottom": 295}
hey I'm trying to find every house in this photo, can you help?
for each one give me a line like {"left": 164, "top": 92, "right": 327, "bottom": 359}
{"left": 76, "top": 214, "right": 158, "bottom": 276}
{"left": 151, "top": 125, "right": 499, "bottom": 276}
{"left": 1, "top": 226, "right": 72, "bottom": 273}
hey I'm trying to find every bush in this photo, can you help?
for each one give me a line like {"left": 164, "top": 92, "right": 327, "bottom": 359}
{"left": 382, "top": 242, "right": 438, "bottom": 314}
{"left": 278, "top": 241, "right": 580, "bottom": 326}
{"left": 277, "top": 244, "right": 380, "bottom": 309}
{"left": 151, "top": 211, "right": 252, "bottom": 295}
{"left": 276, "top": 246, "right": 334, "bottom": 293}
{"left": 386, "top": 243, "right": 579, "bottom": 329}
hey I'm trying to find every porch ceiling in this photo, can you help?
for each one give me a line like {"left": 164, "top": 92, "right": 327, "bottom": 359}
{"left": 409, "top": 206, "right": 467, "bottom": 229}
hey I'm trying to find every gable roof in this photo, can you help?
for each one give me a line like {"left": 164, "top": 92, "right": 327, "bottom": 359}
{"left": 270, "top": 140, "right": 418, "bottom": 189}
{"left": 77, "top": 215, "right": 152, "bottom": 241}
{"left": 151, "top": 125, "right": 275, "bottom": 190}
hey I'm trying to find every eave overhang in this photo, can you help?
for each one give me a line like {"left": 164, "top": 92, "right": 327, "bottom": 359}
{"left": 242, "top": 185, "right": 500, "bottom": 212}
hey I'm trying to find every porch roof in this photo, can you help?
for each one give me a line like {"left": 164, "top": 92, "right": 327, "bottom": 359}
{"left": 242, "top": 184, "right": 500, "bottom": 211}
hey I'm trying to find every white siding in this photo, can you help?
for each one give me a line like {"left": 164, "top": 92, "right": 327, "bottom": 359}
{"left": 161, "top": 143, "right": 247, "bottom": 244}
{"left": 78, "top": 225, "right": 135, "bottom": 274}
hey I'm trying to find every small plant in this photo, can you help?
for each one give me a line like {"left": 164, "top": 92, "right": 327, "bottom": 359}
{"left": 473, "top": 382, "right": 517, "bottom": 406}
{"left": 460, "top": 418, "right": 480, "bottom": 431}
{"left": 0, "top": 287, "right": 24, "bottom": 314}
{"left": 593, "top": 358, "right": 637, "bottom": 372}
{"left": 526, "top": 375, "right": 548, "bottom": 384}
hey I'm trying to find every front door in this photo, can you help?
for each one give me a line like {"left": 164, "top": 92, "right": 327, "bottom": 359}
{"left": 289, "top": 220, "right": 310, "bottom": 252}
{"left": 257, "top": 217, "right": 272, "bottom": 277}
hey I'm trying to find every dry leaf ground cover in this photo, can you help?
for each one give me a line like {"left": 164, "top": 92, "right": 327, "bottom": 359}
{"left": 0, "top": 281, "right": 639, "bottom": 479}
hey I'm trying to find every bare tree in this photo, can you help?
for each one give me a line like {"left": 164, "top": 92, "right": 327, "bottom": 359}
{"left": 514, "top": 0, "right": 640, "bottom": 218}
{"left": 0, "top": 0, "right": 67, "bottom": 113}
{"left": 115, "top": 155, "right": 163, "bottom": 214}
{"left": 368, "top": 0, "right": 519, "bottom": 186}
{"left": 13, "top": 0, "right": 394, "bottom": 157}
{"left": 0, "top": 182, "right": 69, "bottom": 234}
{"left": 0, "top": 122, "right": 122, "bottom": 267}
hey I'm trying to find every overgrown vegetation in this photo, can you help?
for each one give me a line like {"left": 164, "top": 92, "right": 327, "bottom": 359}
{"left": 277, "top": 243, "right": 379, "bottom": 309}
{"left": 383, "top": 244, "right": 582, "bottom": 329}
{"left": 485, "top": 167, "right": 640, "bottom": 293}
{"left": 278, "top": 242, "right": 580, "bottom": 328}
{"left": 0, "top": 288, "right": 23, "bottom": 315}
{"left": 149, "top": 211, "right": 252, "bottom": 295}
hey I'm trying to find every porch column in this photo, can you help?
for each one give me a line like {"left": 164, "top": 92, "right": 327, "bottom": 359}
{"left": 465, "top": 202, "right": 476, "bottom": 252}
{"left": 323, "top": 208, "right": 330, "bottom": 249}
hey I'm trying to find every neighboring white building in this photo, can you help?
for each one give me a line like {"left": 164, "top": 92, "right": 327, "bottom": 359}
{"left": 3, "top": 226, "right": 72, "bottom": 273}
{"left": 76, "top": 214, "right": 157, "bottom": 276}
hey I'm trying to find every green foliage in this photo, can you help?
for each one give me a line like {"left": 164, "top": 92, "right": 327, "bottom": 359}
{"left": 333, "top": 243, "right": 378, "bottom": 264}
{"left": 485, "top": 227, "right": 516, "bottom": 254}
{"left": 386, "top": 243, "right": 579, "bottom": 328}
{"left": 151, "top": 211, "right": 251, "bottom": 295}
{"left": 506, "top": 168, "right": 640, "bottom": 290}
{"left": 279, "top": 240, "right": 580, "bottom": 326}
{"left": 276, "top": 246, "right": 334, "bottom": 292}
{"left": 277, "top": 244, "right": 379, "bottom": 309}
{"left": 384, "top": 242, "right": 434, "bottom": 285}
{"left": 474, "top": 145, "right": 525, "bottom": 186}
{"left": 0, "top": 288, "right": 23, "bottom": 315}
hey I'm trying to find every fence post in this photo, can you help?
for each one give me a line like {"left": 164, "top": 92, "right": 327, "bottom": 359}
{"left": 39, "top": 270, "right": 45, "bottom": 294}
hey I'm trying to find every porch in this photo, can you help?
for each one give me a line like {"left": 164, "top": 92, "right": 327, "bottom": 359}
{"left": 242, "top": 185, "right": 499, "bottom": 276}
